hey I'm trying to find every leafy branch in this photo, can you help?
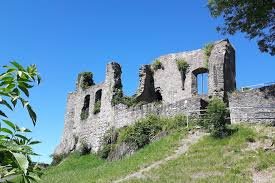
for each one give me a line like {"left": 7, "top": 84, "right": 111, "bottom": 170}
{"left": 0, "top": 61, "right": 42, "bottom": 182}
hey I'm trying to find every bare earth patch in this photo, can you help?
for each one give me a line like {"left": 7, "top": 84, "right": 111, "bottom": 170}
{"left": 252, "top": 167, "right": 275, "bottom": 183}
{"left": 113, "top": 130, "right": 206, "bottom": 183}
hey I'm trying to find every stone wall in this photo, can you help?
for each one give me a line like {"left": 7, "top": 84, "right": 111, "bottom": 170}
{"left": 54, "top": 39, "right": 237, "bottom": 156}
{"left": 113, "top": 97, "right": 202, "bottom": 129}
{"left": 151, "top": 39, "right": 236, "bottom": 104}
{"left": 229, "top": 85, "right": 275, "bottom": 125}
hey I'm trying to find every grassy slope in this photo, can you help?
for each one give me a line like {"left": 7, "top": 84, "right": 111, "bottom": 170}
{"left": 41, "top": 130, "right": 188, "bottom": 183}
{"left": 41, "top": 125, "right": 275, "bottom": 183}
{"left": 128, "top": 126, "right": 275, "bottom": 183}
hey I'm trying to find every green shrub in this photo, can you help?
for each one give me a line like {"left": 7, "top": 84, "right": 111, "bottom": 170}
{"left": 176, "top": 59, "right": 189, "bottom": 73}
{"left": 245, "top": 136, "right": 256, "bottom": 143}
{"left": 112, "top": 88, "right": 123, "bottom": 106}
{"left": 51, "top": 153, "right": 68, "bottom": 166}
{"left": 98, "top": 115, "right": 188, "bottom": 159}
{"left": 203, "top": 97, "right": 229, "bottom": 137}
{"left": 93, "top": 101, "right": 101, "bottom": 114}
{"left": 111, "top": 88, "right": 138, "bottom": 107}
{"left": 152, "top": 59, "right": 163, "bottom": 71}
{"left": 98, "top": 144, "right": 114, "bottom": 159}
{"left": 163, "top": 115, "right": 187, "bottom": 131}
{"left": 119, "top": 115, "right": 163, "bottom": 148}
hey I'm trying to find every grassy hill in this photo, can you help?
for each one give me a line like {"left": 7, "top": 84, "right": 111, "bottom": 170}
{"left": 40, "top": 125, "right": 275, "bottom": 183}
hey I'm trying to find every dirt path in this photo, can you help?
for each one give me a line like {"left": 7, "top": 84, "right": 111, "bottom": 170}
{"left": 252, "top": 167, "right": 275, "bottom": 183}
{"left": 113, "top": 130, "right": 206, "bottom": 183}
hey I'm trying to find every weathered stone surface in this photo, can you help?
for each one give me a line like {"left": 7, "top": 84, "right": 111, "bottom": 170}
{"left": 136, "top": 65, "right": 156, "bottom": 103}
{"left": 54, "top": 40, "right": 237, "bottom": 156}
{"left": 229, "top": 85, "right": 275, "bottom": 125}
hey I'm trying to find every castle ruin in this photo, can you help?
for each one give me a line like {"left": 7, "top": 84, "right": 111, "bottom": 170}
{"left": 54, "top": 39, "right": 275, "bottom": 156}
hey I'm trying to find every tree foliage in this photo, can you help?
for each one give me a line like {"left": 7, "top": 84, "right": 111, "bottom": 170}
{"left": 0, "top": 62, "right": 42, "bottom": 182}
{"left": 208, "top": 0, "right": 275, "bottom": 55}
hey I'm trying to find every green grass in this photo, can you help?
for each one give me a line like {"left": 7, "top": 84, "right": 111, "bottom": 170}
{"left": 127, "top": 125, "right": 275, "bottom": 183}
{"left": 40, "top": 129, "right": 188, "bottom": 183}
{"left": 40, "top": 125, "right": 275, "bottom": 183}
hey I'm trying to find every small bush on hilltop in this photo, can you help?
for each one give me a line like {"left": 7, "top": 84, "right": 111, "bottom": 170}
{"left": 203, "top": 97, "right": 229, "bottom": 137}
{"left": 119, "top": 115, "right": 163, "bottom": 148}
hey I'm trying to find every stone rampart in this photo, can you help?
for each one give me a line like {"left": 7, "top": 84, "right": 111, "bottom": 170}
{"left": 229, "top": 85, "right": 275, "bottom": 125}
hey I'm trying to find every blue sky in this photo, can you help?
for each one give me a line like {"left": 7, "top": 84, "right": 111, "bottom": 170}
{"left": 0, "top": 0, "right": 274, "bottom": 163}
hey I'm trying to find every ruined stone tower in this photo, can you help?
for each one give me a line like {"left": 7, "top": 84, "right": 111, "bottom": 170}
{"left": 54, "top": 39, "right": 236, "bottom": 155}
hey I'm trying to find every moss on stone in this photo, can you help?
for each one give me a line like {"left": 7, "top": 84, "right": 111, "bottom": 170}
{"left": 152, "top": 59, "right": 163, "bottom": 71}
{"left": 78, "top": 72, "right": 95, "bottom": 90}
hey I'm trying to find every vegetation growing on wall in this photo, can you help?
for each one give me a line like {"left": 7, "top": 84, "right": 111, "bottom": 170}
{"left": 176, "top": 59, "right": 189, "bottom": 73}
{"left": 111, "top": 85, "right": 139, "bottom": 107}
{"left": 203, "top": 43, "right": 214, "bottom": 68}
{"left": 176, "top": 59, "right": 189, "bottom": 90}
{"left": 79, "top": 72, "right": 95, "bottom": 90}
{"left": 93, "top": 101, "right": 101, "bottom": 114}
{"left": 151, "top": 59, "right": 163, "bottom": 71}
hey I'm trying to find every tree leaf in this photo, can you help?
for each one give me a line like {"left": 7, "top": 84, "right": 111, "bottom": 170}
{"left": 0, "top": 99, "right": 13, "bottom": 110}
{"left": 2, "top": 120, "right": 16, "bottom": 131}
{"left": 1, "top": 128, "right": 13, "bottom": 135}
{"left": 27, "top": 105, "right": 37, "bottom": 126}
{"left": 15, "top": 134, "right": 29, "bottom": 141}
{"left": 29, "top": 141, "right": 41, "bottom": 145}
{"left": 10, "top": 61, "right": 24, "bottom": 71}
{"left": 18, "top": 84, "right": 29, "bottom": 97}
{"left": 11, "top": 152, "right": 29, "bottom": 175}
{"left": 27, "top": 172, "right": 41, "bottom": 182}
{"left": 37, "top": 75, "right": 42, "bottom": 85}
{"left": 0, "top": 110, "right": 7, "bottom": 118}
{"left": 19, "top": 98, "right": 29, "bottom": 108}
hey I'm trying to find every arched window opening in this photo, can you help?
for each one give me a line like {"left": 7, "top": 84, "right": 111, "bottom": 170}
{"left": 192, "top": 68, "right": 208, "bottom": 95}
{"left": 155, "top": 90, "right": 163, "bottom": 101}
{"left": 93, "top": 89, "right": 102, "bottom": 114}
{"left": 81, "top": 95, "right": 90, "bottom": 120}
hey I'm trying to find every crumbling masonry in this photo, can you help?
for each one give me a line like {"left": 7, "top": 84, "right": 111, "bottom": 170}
{"left": 54, "top": 39, "right": 275, "bottom": 155}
